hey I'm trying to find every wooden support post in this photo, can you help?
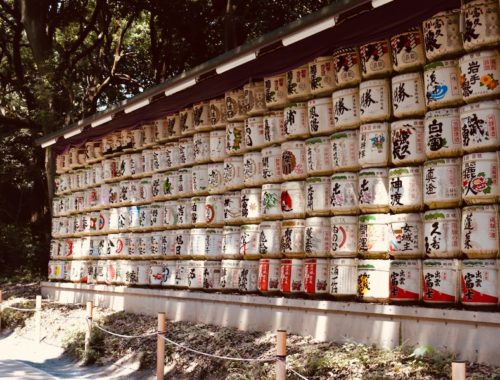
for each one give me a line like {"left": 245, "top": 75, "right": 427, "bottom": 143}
{"left": 0, "top": 290, "right": 3, "bottom": 332}
{"left": 84, "top": 301, "right": 93, "bottom": 357}
{"left": 452, "top": 361, "right": 466, "bottom": 380}
{"left": 275, "top": 329, "right": 287, "bottom": 380}
{"left": 157, "top": 312, "right": 166, "bottom": 380}
{"left": 35, "top": 295, "right": 42, "bottom": 343}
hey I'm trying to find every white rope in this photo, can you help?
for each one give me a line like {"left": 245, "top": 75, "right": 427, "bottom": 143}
{"left": 92, "top": 322, "right": 157, "bottom": 339}
{"left": 1, "top": 305, "right": 37, "bottom": 312}
{"left": 288, "top": 366, "right": 310, "bottom": 380}
{"left": 159, "top": 334, "right": 274, "bottom": 363}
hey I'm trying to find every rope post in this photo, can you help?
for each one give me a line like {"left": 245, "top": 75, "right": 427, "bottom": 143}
{"left": 84, "top": 301, "right": 93, "bottom": 357}
{"left": 35, "top": 295, "right": 42, "bottom": 343}
{"left": 157, "top": 312, "right": 166, "bottom": 380}
{"left": 275, "top": 329, "right": 287, "bottom": 380}
{"left": 0, "top": 290, "right": 3, "bottom": 332}
{"left": 452, "top": 360, "right": 466, "bottom": 380}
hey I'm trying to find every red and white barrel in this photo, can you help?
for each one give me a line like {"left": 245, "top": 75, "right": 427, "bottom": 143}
{"left": 460, "top": 259, "right": 499, "bottom": 306}
{"left": 303, "top": 258, "right": 329, "bottom": 295}
{"left": 149, "top": 261, "right": 165, "bottom": 286}
{"left": 238, "top": 260, "right": 259, "bottom": 293}
{"left": 244, "top": 81, "right": 267, "bottom": 116}
{"left": 424, "top": 158, "right": 462, "bottom": 209}
{"left": 225, "top": 88, "right": 247, "bottom": 122}
{"left": 462, "top": 0, "right": 500, "bottom": 52}
{"left": 459, "top": 50, "right": 500, "bottom": 103}
{"left": 205, "top": 195, "right": 224, "bottom": 227}
{"left": 391, "top": 72, "right": 426, "bottom": 119}
{"left": 239, "top": 224, "right": 261, "bottom": 259}
{"left": 225, "top": 122, "right": 245, "bottom": 156}
{"left": 424, "top": 208, "right": 461, "bottom": 259}
{"left": 308, "top": 97, "right": 335, "bottom": 135}
{"left": 330, "top": 216, "right": 358, "bottom": 258}
{"left": 359, "top": 79, "right": 391, "bottom": 123}
{"left": 309, "top": 56, "right": 336, "bottom": 96}
{"left": 191, "top": 164, "right": 209, "bottom": 195}
{"left": 263, "top": 111, "right": 285, "bottom": 146}
{"left": 261, "top": 184, "right": 282, "bottom": 220}
{"left": 424, "top": 60, "right": 462, "bottom": 109}
{"left": 462, "top": 152, "right": 499, "bottom": 204}
{"left": 390, "top": 119, "right": 425, "bottom": 165}
{"left": 209, "top": 130, "right": 226, "bottom": 162}
{"left": 358, "top": 168, "right": 389, "bottom": 213}
{"left": 460, "top": 100, "right": 500, "bottom": 153}
{"left": 330, "top": 172, "right": 358, "bottom": 215}
{"left": 209, "top": 98, "right": 227, "bottom": 130}
{"left": 280, "top": 259, "right": 304, "bottom": 294}
{"left": 220, "top": 259, "right": 240, "bottom": 290}
{"left": 422, "top": 10, "right": 463, "bottom": 61}
{"left": 280, "top": 219, "right": 305, "bottom": 258}
{"left": 360, "top": 39, "right": 392, "bottom": 79}
{"left": 281, "top": 141, "right": 307, "bottom": 180}
{"left": 222, "top": 226, "right": 241, "bottom": 259}
{"left": 304, "top": 217, "right": 331, "bottom": 257}
{"left": 305, "top": 137, "right": 333, "bottom": 176}
{"left": 358, "top": 214, "right": 389, "bottom": 259}
{"left": 359, "top": 122, "right": 390, "bottom": 168}
{"left": 389, "top": 260, "right": 422, "bottom": 302}
{"left": 333, "top": 47, "right": 361, "bottom": 89}
{"left": 389, "top": 166, "right": 424, "bottom": 213}
{"left": 422, "top": 259, "right": 460, "bottom": 304}
{"left": 331, "top": 87, "right": 360, "bottom": 130}
{"left": 244, "top": 117, "right": 266, "bottom": 151}
{"left": 207, "top": 162, "right": 225, "bottom": 194}
{"left": 180, "top": 107, "right": 195, "bottom": 136}
{"left": 258, "top": 258, "right": 281, "bottom": 293}
{"left": 329, "top": 258, "right": 358, "bottom": 298}
{"left": 193, "top": 101, "right": 211, "bottom": 132}
{"left": 287, "top": 65, "right": 311, "bottom": 101}
{"left": 193, "top": 132, "right": 211, "bottom": 164}
{"left": 461, "top": 205, "right": 499, "bottom": 259}
{"left": 390, "top": 28, "right": 425, "bottom": 72}
{"left": 243, "top": 151, "right": 264, "bottom": 187}
{"left": 258, "top": 221, "right": 282, "bottom": 258}
{"left": 161, "top": 261, "right": 177, "bottom": 287}
{"left": 280, "top": 181, "right": 306, "bottom": 219}
{"left": 330, "top": 130, "right": 359, "bottom": 172}
{"left": 69, "top": 260, "right": 89, "bottom": 283}
{"left": 241, "top": 188, "right": 262, "bottom": 222}
{"left": 262, "top": 145, "right": 283, "bottom": 183}
{"left": 388, "top": 213, "right": 424, "bottom": 259}
{"left": 223, "top": 191, "right": 242, "bottom": 224}
{"left": 357, "top": 259, "right": 391, "bottom": 302}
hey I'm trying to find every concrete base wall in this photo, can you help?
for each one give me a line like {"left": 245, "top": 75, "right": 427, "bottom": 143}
{"left": 41, "top": 281, "right": 500, "bottom": 366}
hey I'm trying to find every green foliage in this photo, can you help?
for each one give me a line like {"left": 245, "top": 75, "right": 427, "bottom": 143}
{"left": 0, "top": 301, "right": 35, "bottom": 330}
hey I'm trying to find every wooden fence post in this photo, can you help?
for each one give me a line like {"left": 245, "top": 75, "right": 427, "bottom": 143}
{"left": 84, "top": 301, "right": 93, "bottom": 357}
{"left": 452, "top": 361, "right": 466, "bottom": 380}
{"left": 35, "top": 295, "right": 42, "bottom": 343}
{"left": 276, "top": 329, "right": 287, "bottom": 380}
{"left": 157, "top": 312, "right": 166, "bottom": 380}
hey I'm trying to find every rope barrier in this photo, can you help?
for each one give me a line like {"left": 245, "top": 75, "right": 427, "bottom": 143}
{"left": 288, "top": 366, "right": 310, "bottom": 380}
{"left": 1, "top": 305, "right": 37, "bottom": 312}
{"left": 92, "top": 322, "right": 157, "bottom": 339}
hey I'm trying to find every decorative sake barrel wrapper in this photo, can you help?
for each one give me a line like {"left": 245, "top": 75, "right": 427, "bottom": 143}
{"left": 165, "top": 114, "right": 181, "bottom": 140}
{"left": 119, "top": 154, "right": 132, "bottom": 178}
{"left": 389, "top": 260, "right": 422, "bottom": 302}
{"left": 422, "top": 259, "right": 460, "bottom": 304}
{"left": 305, "top": 137, "right": 333, "bottom": 176}
{"left": 460, "top": 259, "right": 499, "bottom": 306}
{"left": 174, "top": 260, "right": 188, "bottom": 288}
{"left": 193, "top": 101, "right": 211, "bottom": 132}
{"left": 225, "top": 122, "right": 245, "bottom": 156}
{"left": 244, "top": 117, "right": 266, "bottom": 151}
{"left": 329, "top": 258, "right": 358, "bottom": 297}
{"left": 461, "top": 204, "right": 499, "bottom": 258}
{"left": 219, "top": 259, "right": 240, "bottom": 291}
{"left": 261, "top": 183, "right": 282, "bottom": 220}
{"left": 205, "top": 195, "right": 224, "bottom": 227}
{"left": 424, "top": 108, "right": 462, "bottom": 158}
{"left": 178, "top": 138, "right": 195, "bottom": 168}
{"left": 162, "top": 201, "right": 178, "bottom": 229}
{"left": 460, "top": 100, "right": 500, "bottom": 153}
{"left": 201, "top": 261, "right": 222, "bottom": 290}
{"left": 207, "top": 162, "right": 225, "bottom": 194}
{"left": 162, "top": 143, "right": 180, "bottom": 171}
{"left": 389, "top": 166, "right": 424, "bottom": 213}
{"left": 283, "top": 102, "right": 309, "bottom": 140}
{"left": 358, "top": 214, "right": 389, "bottom": 259}
{"left": 223, "top": 156, "right": 244, "bottom": 190}
{"left": 306, "top": 176, "right": 331, "bottom": 216}
{"left": 391, "top": 72, "right": 426, "bottom": 119}
{"left": 177, "top": 168, "right": 194, "bottom": 198}
{"left": 225, "top": 88, "right": 247, "bottom": 122}
{"left": 243, "top": 151, "right": 264, "bottom": 187}
{"left": 281, "top": 181, "right": 306, "bottom": 219}
{"left": 390, "top": 28, "right": 426, "bottom": 73}
{"left": 240, "top": 224, "right": 261, "bottom": 259}
{"left": 422, "top": 10, "right": 463, "bottom": 61}
{"left": 175, "top": 198, "right": 191, "bottom": 228}
{"left": 424, "top": 208, "right": 461, "bottom": 259}
{"left": 190, "top": 197, "right": 207, "bottom": 227}
{"left": 308, "top": 97, "right": 335, "bottom": 136}
{"left": 209, "top": 129, "right": 227, "bottom": 162}
{"left": 359, "top": 79, "right": 391, "bottom": 123}
{"left": 191, "top": 164, "right": 209, "bottom": 195}
{"left": 359, "top": 122, "right": 390, "bottom": 168}
{"left": 330, "top": 172, "right": 358, "bottom": 215}
{"left": 200, "top": 229, "right": 224, "bottom": 260}
{"left": 388, "top": 213, "right": 424, "bottom": 259}
{"left": 143, "top": 124, "right": 157, "bottom": 147}
{"left": 304, "top": 217, "right": 331, "bottom": 257}
{"left": 193, "top": 133, "right": 210, "bottom": 164}
{"left": 281, "top": 140, "right": 307, "bottom": 180}
{"left": 180, "top": 108, "right": 195, "bottom": 136}
{"left": 238, "top": 260, "right": 259, "bottom": 293}
{"left": 424, "top": 60, "right": 462, "bottom": 109}
{"left": 358, "top": 168, "right": 389, "bottom": 213}
{"left": 357, "top": 259, "right": 391, "bottom": 302}
{"left": 209, "top": 98, "right": 227, "bottom": 130}
{"left": 263, "top": 111, "right": 285, "bottom": 146}
{"left": 258, "top": 258, "right": 281, "bottom": 293}
{"left": 391, "top": 119, "right": 425, "bottom": 165}
{"left": 331, "top": 87, "right": 360, "bottom": 130}
{"left": 161, "top": 261, "right": 177, "bottom": 287}
{"left": 264, "top": 74, "right": 287, "bottom": 109}
{"left": 462, "top": 0, "right": 500, "bottom": 52}
{"left": 462, "top": 152, "right": 499, "bottom": 204}
{"left": 333, "top": 47, "right": 362, "bottom": 89}
{"left": 359, "top": 40, "right": 393, "bottom": 79}
{"left": 149, "top": 261, "right": 165, "bottom": 286}
{"left": 259, "top": 221, "right": 282, "bottom": 258}
{"left": 186, "top": 260, "right": 203, "bottom": 289}
{"left": 303, "top": 258, "right": 329, "bottom": 295}
{"left": 279, "top": 258, "right": 304, "bottom": 294}
{"left": 330, "top": 130, "right": 360, "bottom": 172}
{"left": 244, "top": 81, "right": 267, "bottom": 116}
{"left": 309, "top": 56, "right": 336, "bottom": 96}
{"left": 330, "top": 216, "right": 358, "bottom": 257}
{"left": 280, "top": 219, "right": 305, "bottom": 258}
{"left": 241, "top": 188, "right": 262, "bottom": 223}
{"left": 459, "top": 49, "right": 500, "bottom": 103}
{"left": 287, "top": 65, "right": 311, "bottom": 101}
{"left": 222, "top": 226, "right": 241, "bottom": 259}
{"left": 424, "top": 158, "right": 462, "bottom": 209}
{"left": 262, "top": 145, "right": 282, "bottom": 183}
{"left": 223, "top": 191, "right": 242, "bottom": 224}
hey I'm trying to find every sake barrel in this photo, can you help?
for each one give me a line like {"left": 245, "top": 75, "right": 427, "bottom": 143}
{"left": 280, "top": 219, "right": 305, "bottom": 258}
{"left": 460, "top": 259, "right": 499, "bottom": 306}
{"left": 130, "top": 153, "right": 144, "bottom": 178}
{"left": 309, "top": 56, "right": 336, "bottom": 96}
{"left": 283, "top": 102, "right": 309, "bottom": 140}
{"left": 239, "top": 224, "right": 261, "bottom": 259}
{"left": 205, "top": 195, "right": 224, "bottom": 227}
{"left": 389, "top": 260, "right": 422, "bottom": 302}
{"left": 330, "top": 216, "right": 358, "bottom": 257}
{"left": 462, "top": 0, "right": 500, "bottom": 52}
{"left": 225, "top": 88, "right": 247, "bottom": 122}
{"left": 165, "top": 114, "right": 181, "bottom": 141}
{"left": 308, "top": 98, "right": 335, "bottom": 136}
{"left": 220, "top": 259, "right": 240, "bottom": 290}
{"left": 205, "top": 229, "right": 223, "bottom": 260}
{"left": 178, "top": 138, "right": 195, "bottom": 167}
{"left": 154, "top": 118, "right": 169, "bottom": 143}
{"left": 193, "top": 132, "right": 210, "bottom": 164}
{"left": 209, "top": 98, "right": 227, "bottom": 129}
{"left": 103, "top": 158, "right": 117, "bottom": 182}
{"left": 460, "top": 100, "right": 500, "bottom": 153}
{"left": 176, "top": 168, "right": 193, "bottom": 197}
{"left": 209, "top": 129, "right": 227, "bottom": 162}
{"left": 389, "top": 166, "right": 424, "bottom": 212}
{"left": 130, "top": 127, "right": 144, "bottom": 151}
{"left": 244, "top": 116, "right": 266, "bottom": 151}
{"left": 97, "top": 210, "right": 109, "bottom": 234}
{"left": 357, "top": 259, "right": 391, "bottom": 302}
{"left": 462, "top": 152, "right": 499, "bottom": 204}
{"left": 422, "top": 10, "right": 463, "bottom": 61}
{"left": 392, "top": 72, "right": 426, "bottom": 118}
{"left": 259, "top": 221, "right": 282, "bottom": 258}
{"left": 160, "top": 230, "right": 176, "bottom": 258}
{"left": 238, "top": 260, "right": 259, "bottom": 293}
{"left": 262, "top": 145, "right": 283, "bottom": 183}
{"left": 331, "top": 87, "right": 360, "bottom": 130}
{"left": 190, "top": 197, "right": 207, "bottom": 227}
{"left": 223, "top": 156, "right": 244, "bottom": 190}
{"left": 222, "top": 226, "right": 241, "bottom": 259}
{"left": 358, "top": 214, "right": 389, "bottom": 259}
{"left": 305, "top": 137, "right": 333, "bottom": 176}
{"left": 138, "top": 232, "right": 153, "bottom": 257}
{"left": 390, "top": 28, "right": 426, "bottom": 72}
{"left": 359, "top": 79, "right": 391, "bottom": 122}
{"left": 189, "top": 229, "right": 209, "bottom": 259}
{"left": 161, "top": 260, "right": 178, "bottom": 287}
{"left": 330, "top": 130, "right": 360, "bottom": 172}
{"left": 180, "top": 107, "right": 195, "bottom": 136}
{"left": 225, "top": 122, "right": 245, "bottom": 155}
{"left": 243, "top": 151, "right": 264, "bottom": 187}
{"left": 202, "top": 261, "right": 222, "bottom": 290}
{"left": 424, "top": 158, "right": 462, "bottom": 209}
{"left": 304, "top": 217, "right": 331, "bottom": 257}
{"left": 263, "top": 111, "right": 285, "bottom": 146}
{"left": 424, "top": 108, "right": 462, "bottom": 158}
{"left": 281, "top": 140, "right": 307, "bottom": 180}
{"left": 244, "top": 81, "right": 267, "bottom": 116}
{"left": 388, "top": 213, "right": 424, "bottom": 259}
{"left": 241, "top": 188, "right": 262, "bottom": 222}
{"left": 358, "top": 168, "right": 390, "bottom": 213}
{"left": 161, "top": 171, "right": 178, "bottom": 199}
{"left": 424, "top": 208, "right": 461, "bottom": 258}
{"left": 279, "top": 258, "right": 304, "bottom": 294}
{"left": 191, "top": 164, "right": 209, "bottom": 195}
{"left": 223, "top": 191, "right": 242, "bottom": 224}
{"left": 101, "top": 136, "right": 113, "bottom": 156}
{"left": 287, "top": 65, "right": 311, "bottom": 101}
{"left": 359, "top": 40, "right": 393, "bottom": 79}
{"left": 163, "top": 142, "right": 180, "bottom": 170}
{"left": 142, "top": 124, "right": 156, "bottom": 147}
{"left": 149, "top": 261, "right": 165, "bottom": 286}
{"left": 95, "top": 260, "right": 107, "bottom": 283}
{"left": 359, "top": 122, "right": 390, "bottom": 168}
{"left": 142, "top": 149, "right": 155, "bottom": 175}
{"left": 69, "top": 260, "right": 89, "bottom": 283}
{"left": 193, "top": 101, "right": 211, "bottom": 132}
{"left": 173, "top": 229, "right": 191, "bottom": 258}
{"left": 461, "top": 205, "right": 499, "bottom": 258}
{"left": 174, "top": 260, "right": 188, "bottom": 288}
{"left": 152, "top": 148, "right": 165, "bottom": 173}
{"left": 175, "top": 198, "right": 191, "bottom": 228}
{"left": 151, "top": 173, "right": 166, "bottom": 201}
{"left": 333, "top": 47, "right": 362, "bottom": 88}
{"left": 422, "top": 259, "right": 460, "bottom": 304}
{"left": 330, "top": 172, "right": 359, "bottom": 215}
{"left": 261, "top": 184, "right": 282, "bottom": 220}
{"left": 303, "top": 258, "right": 329, "bottom": 295}
{"left": 258, "top": 258, "right": 281, "bottom": 293}
{"left": 280, "top": 181, "right": 306, "bottom": 219}
{"left": 128, "top": 233, "right": 141, "bottom": 257}
{"left": 48, "top": 261, "right": 60, "bottom": 281}
{"left": 306, "top": 176, "right": 331, "bottom": 216}
{"left": 424, "top": 60, "right": 462, "bottom": 109}
{"left": 119, "top": 181, "right": 133, "bottom": 205}
{"left": 162, "top": 200, "right": 178, "bottom": 229}
{"left": 459, "top": 50, "right": 500, "bottom": 103}
{"left": 207, "top": 162, "right": 225, "bottom": 194}
{"left": 391, "top": 119, "right": 425, "bottom": 165}
{"left": 329, "top": 258, "right": 358, "bottom": 298}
